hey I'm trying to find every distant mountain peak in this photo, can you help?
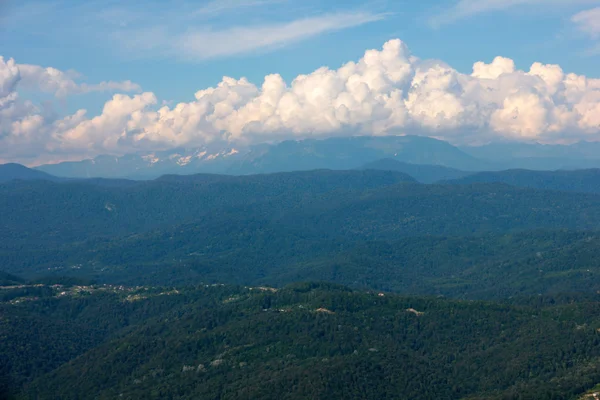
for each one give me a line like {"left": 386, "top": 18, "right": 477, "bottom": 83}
{"left": 0, "top": 163, "right": 61, "bottom": 182}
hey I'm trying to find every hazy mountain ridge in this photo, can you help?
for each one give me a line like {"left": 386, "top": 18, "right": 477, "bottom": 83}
{"left": 359, "top": 158, "right": 471, "bottom": 183}
{"left": 35, "top": 145, "right": 243, "bottom": 179}
{"left": 446, "top": 168, "right": 600, "bottom": 194}
{"left": 0, "top": 163, "right": 63, "bottom": 183}
{"left": 33, "top": 136, "right": 600, "bottom": 180}
{"left": 461, "top": 141, "right": 600, "bottom": 170}
{"left": 33, "top": 135, "right": 488, "bottom": 179}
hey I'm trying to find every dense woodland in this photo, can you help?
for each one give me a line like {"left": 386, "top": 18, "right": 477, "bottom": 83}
{"left": 3, "top": 166, "right": 600, "bottom": 398}
{"left": 4, "top": 228, "right": 600, "bottom": 299}
{"left": 2, "top": 281, "right": 600, "bottom": 399}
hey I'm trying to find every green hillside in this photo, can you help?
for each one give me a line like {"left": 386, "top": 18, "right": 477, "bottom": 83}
{"left": 1, "top": 282, "right": 598, "bottom": 400}
{"left": 6, "top": 229, "right": 600, "bottom": 300}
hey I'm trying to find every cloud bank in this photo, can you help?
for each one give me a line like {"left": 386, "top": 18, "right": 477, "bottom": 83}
{"left": 1, "top": 39, "right": 600, "bottom": 164}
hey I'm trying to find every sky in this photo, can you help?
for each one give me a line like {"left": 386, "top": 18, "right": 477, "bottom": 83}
{"left": 1, "top": 0, "right": 599, "bottom": 165}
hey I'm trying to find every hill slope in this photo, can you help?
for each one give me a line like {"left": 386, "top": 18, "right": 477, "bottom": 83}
{"left": 6, "top": 283, "right": 599, "bottom": 400}
{"left": 446, "top": 169, "right": 600, "bottom": 194}
{"left": 360, "top": 158, "right": 471, "bottom": 183}
{"left": 7, "top": 228, "right": 600, "bottom": 300}
{"left": 3, "top": 170, "right": 600, "bottom": 247}
{"left": 4, "top": 169, "right": 600, "bottom": 301}
{"left": 0, "top": 164, "right": 61, "bottom": 183}
{"left": 0, "top": 169, "right": 418, "bottom": 245}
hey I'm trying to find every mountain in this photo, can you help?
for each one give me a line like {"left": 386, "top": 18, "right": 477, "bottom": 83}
{"left": 359, "top": 158, "right": 471, "bottom": 183}
{"left": 31, "top": 137, "right": 600, "bottom": 180}
{"left": 0, "top": 163, "right": 62, "bottom": 183}
{"left": 0, "top": 169, "right": 416, "bottom": 246}
{"left": 5, "top": 282, "right": 600, "bottom": 399}
{"left": 226, "top": 135, "right": 488, "bottom": 175}
{"left": 461, "top": 141, "right": 600, "bottom": 170}
{"left": 35, "top": 145, "right": 243, "bottom": 179}
{"left": 446, "top": 169, "right": 600, "bottom": 194}
{"left": 35, "top": 135, "right": 489, "bottom": 179}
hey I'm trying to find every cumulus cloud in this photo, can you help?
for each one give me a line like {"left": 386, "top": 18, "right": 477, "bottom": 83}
{"left": 1, "top": 39, "right": 600, "bottom": 164}
{"left": 0, "top": 56, "right": 141, "bottom": 163}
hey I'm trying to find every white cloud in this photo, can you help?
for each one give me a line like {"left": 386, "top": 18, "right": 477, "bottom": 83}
{"left": 17, "top": 63, "right": 141, "bottom": 98}
{"left": 431, "top": 0, "right": 599, "bottom": 26}
{"left": 116, "top": 12, "right": 385, "bottom": 61}
{"left": 190, "top": 0, "right": 287, "bottom": 17}
{"left": 0, "top": 57, "right": 19, "bottom": 101}
{"left": 2, "top": 39, "right": 600, "bottom": 164}
{"left": 570, "top": 7, "right": 600, "bottom": 55}
{"left": 572, "top": 7, "right": 600, "bottom": 38}
{"left": 5, "top": 1, "right": 382, "bottom": 62}
{"left": 472, "top": 57, "right": 516, "bottom": 80}
{"left": 0, "top": 56, "right": 141, "bottom": 162}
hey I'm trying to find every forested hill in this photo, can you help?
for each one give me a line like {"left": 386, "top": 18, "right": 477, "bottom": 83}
{"left": 5, "top": 228, "right": 600, "bottom": 300}
{"left": 446, "top": 168, "right": 600, "bottom": 194}
{"left": 0, "top": 169, "right": 415, "bottom": 244}
{"left": 4, "top": 168, "right": 600, "bottom": 298}
{"left": 360, "top": 158, "right": 471, "bottom": 183}
{"left": 3, "top": 169, "right": 600, "bottom": 247}
{"left": 2, "top": 282, "right": 599, "bottom": 400}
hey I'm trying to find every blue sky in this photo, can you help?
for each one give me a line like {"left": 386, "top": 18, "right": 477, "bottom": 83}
{"left": 1, "top": 0, "right": 600, "bottom": 164}
{"left": 2, "top": 0, "right": 598, "bottom": 112}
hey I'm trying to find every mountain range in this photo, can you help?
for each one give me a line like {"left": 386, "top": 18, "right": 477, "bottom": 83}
{"left": 31, "top": 135, "right": 600, "bottom": 180}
